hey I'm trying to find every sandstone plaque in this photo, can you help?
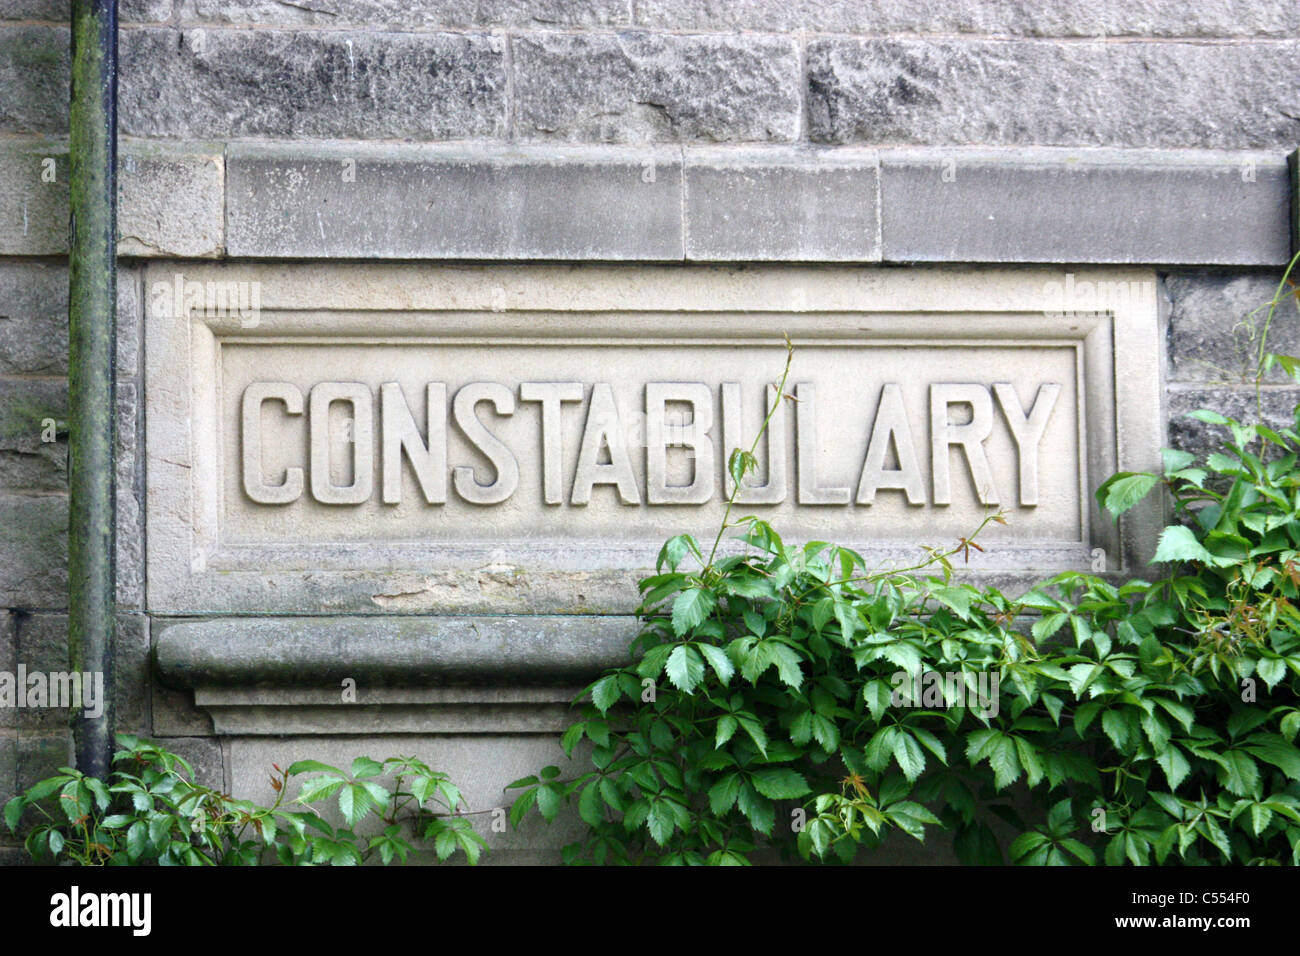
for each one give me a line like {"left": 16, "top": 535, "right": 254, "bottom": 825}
{"left": 146, "top": 264, "right": 1164, "bottom": 616}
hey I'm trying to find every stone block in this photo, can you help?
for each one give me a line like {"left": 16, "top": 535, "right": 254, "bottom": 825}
{"left": 513, "top": 32, "right": 800, "bottom": 143}
{"left": 684, "top": 147, "right": 880, "bottom": 261}
{"left": 0, "top": 141, "right": 225, "bottom": 257}
{"left": 879, "top": 150, "right": 1291, "bottom": 265}
{"left": 177, "top": 0, "right": 628, "bottom": 27}
{"left": 0, "top": 379, "right": 65, "bottom": 492}
{"left": 226, "top": 143, "right": 683, "bottom": 259}
{"left": 0, "top": 26, "right": 68, "bottom": 135}
{"left": 1166, "top": 384, "right": 1300, "bottom": 456}
{"left": 120, "top": 28, "right": 507, "bottom": 140}
{"left": 807, "top": 38, "right": 1300, "bottom": 149}
{"left": 1165, "top": 271, "right": 1300, "bottom": 383}
{"left": 634, "top": 0, "right": 1300, "bottom": 37}
{"left": 0, "top": 494, "right": 66, "bottom": 608}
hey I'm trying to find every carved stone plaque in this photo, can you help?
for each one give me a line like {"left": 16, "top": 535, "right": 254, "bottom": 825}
{"left": 145, "top": 264, "right": 1164, "bottom": 615}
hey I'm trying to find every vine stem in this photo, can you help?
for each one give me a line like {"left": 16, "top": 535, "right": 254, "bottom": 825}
{"left": 704, "top": 335, "right": 795, "bottom": 572}
{"left": 1253, "top": 248, "right": 1300, "bottom": 427}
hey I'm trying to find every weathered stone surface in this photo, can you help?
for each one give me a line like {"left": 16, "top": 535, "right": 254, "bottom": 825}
{"left": 118, "top": 145, "right": 224, "bottom": 258}
{"left": 1165, "top": 272, "right": 1300, "bottom": 384}
{"left": 179, "top": 0, "right": 629, "bottom": 27}
{"left": 116, "top": 266, "right": 143, "bottom": 381}
{"left": 684, "top": 147, "right": 880, "bottom": 261}
{"left": 0, "top": 263, "right": 139, "bottom": 377}
{"left": 226, "top": 144, "right": 683, "bottom": 259}
{"left": 151, "top": 684, "right": 215, "bottom": 738}
{"left": 0, "top": 733, "right": 16, "bottom": 808}
{"left": 0, "top": 27, "right": 68, "bottom": 134}
{"left": 0, "top": 612, "right": 14, "bottom": 730}
{"left": 193, "top": 686, "right": 588, "bottom": 734}
{"left": 155, "top": 616, "right": 638, "bottom": 688}
{"left": 0, "top": 0, "right": 173, "bottom": 19}
{"left": 162, "top": 737, "right": 225, "bottom": 790}
{"left": 879, "top": 150, "right": 1292, "bottom": 265}
{"left": 114, "top": 614, "right": 150, "bottom": 734}
{"left": 120, "top": 28, "right": 507, "bottom": 140}
{"left": 116, "top": 383, "right": 144, "bottom": 611}
{"left": 634, "top": 0, "right": 1300, "bottom": 36}
{"left": 14, "top": 730, "right": 69, "bottom": 792}
{"left": 122, "top": 0, "right": 173, "bottom": 20}
{"left": 0, "top": 143, "right": 68, "bottom": 255}
{"left": 0, "top": 263, "right": 68, "bottom": 376}
{"left": 513, "top": 32, "right": 800, "bottom": 143}
{"left": 12, "top": 612, "right": 65, "bottom": 729}
{"left": 11, "top": 613, "right": 149, "bottom": 732}
{"left": 1167, "top": 385, "right": 1300, "bottom": 455}
{"left": 0, "top": 142, "right": 225, "bottom": 257}
{"left": 0, "top": 494, "right": 66, "bottom": 607}
{"left": 807, "top": 38, "right": 1300, "bottom": 148}
{"left": 0, "top": 379, "right": 66, "bottom": 491}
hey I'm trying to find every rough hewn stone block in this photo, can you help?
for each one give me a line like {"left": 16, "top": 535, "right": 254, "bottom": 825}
{"left": 0, "top": 733, "right": 16, "bottom": 808}
{"left": 1165, "top": 272, "right": 1300, "bottom": 383}
{"left": 0, "top": 612, "right": 14, "bottom": 730}
{"left": 0, "top": 494, "right": 66, "bottom": 608}
{"left": 162, "top": 737, "right": 225, "bottom": 790}
{"left": 635, "top": 0, "right": 1300, "bottom": 37}
{"left": 685, "top": 147, "right": 880, "bottom": 260}
{"left": 513, "top": 32, "right": 800, "bottom": 143}
{"left": 178, "top": 0, "right": 629, "bottom": 27}
{"left": 0, "top": 0, "right": 173, "bottom": 19}
{"left": 11, "top": 613, "right": 148, "bottom": 732}
{"left": 1167, "top": 385, "right": 1300, "bottom": 455}
{"left": 14, "top": 731, "right": 69, "bottom": 793}
{"left": 879, "top": 150, "right": 1291, "bottom": 265}
{"left": 0, "top": 263, "right": 69, "bottom": 376}
{"left": 121, "top": 28, "right": 507, "bottom": 140}
{"left": 808, "top": 38, "right": 1300, "bottom": 149}
{"left": 0, "top": 26, "right": 68, "bottom": 134}
{"left": 226, "top": 144, "right": 683, "bottom": 259}
{"left": 0, "top": 379, "right": 66, "bottom": 492}
{"left": 0, "top": 263, "right": 140, "bottom": 380}
{"left": 0, "top": 143, "right": 68, "bottom": 255}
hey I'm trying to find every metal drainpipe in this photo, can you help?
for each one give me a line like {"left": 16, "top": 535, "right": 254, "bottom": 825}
{"left": 67, "top": 0, "right": 117, "bottom": 779}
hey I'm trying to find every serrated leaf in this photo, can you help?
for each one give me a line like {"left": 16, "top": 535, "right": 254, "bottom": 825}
{"left": 892, "top": 732, "right": 926, "bottom": 782}
{"left": 665, "top": 644, "right": 705, "bottom": 693}
{"left": 750, "top": 768, "right": 811, "bottom": 800}
{"left": 1097, "top": 472, "right": 1159, "bottom": 519}
{"left": 671, "top": 587, "right": 715, "bottom": 637}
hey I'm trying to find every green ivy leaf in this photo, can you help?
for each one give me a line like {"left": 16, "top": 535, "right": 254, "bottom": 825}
{"left": 750, "top": 768, "right": 811, "bottom": 800}
{"left": 671, "top": 587, "right": 716, "bottom": 637}
{"left": 1096, "top": 472, "right": 1160, "bottom": 519}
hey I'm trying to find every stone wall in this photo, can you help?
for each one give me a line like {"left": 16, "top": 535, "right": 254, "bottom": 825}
{"left": 0, "top": 0, "right": 1296, "bottom": 863}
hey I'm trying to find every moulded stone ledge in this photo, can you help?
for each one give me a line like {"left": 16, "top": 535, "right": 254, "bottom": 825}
{"left": 153, "top": 615, "right": 638, "bottom": 689}
{"left": 0, "top": 139, "right": 224, "bottom": 257}
{"left": 225, "top": 143, "right": 1294, "bottom": 265}
{"left": 1, "top": 141, "right": 1291, "bottom": 264}
{"left": 880, "top": 148, "right": 1293, "bottom": 266}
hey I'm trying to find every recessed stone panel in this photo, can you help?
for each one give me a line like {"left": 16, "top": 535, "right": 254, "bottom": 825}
{"left": 145, "top": 264, "right": 1164, "bottom": 616}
